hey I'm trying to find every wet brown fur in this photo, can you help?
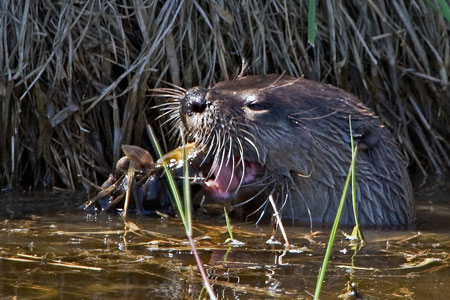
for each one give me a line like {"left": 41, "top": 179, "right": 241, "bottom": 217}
{"left": 175, "top": 75, "right": 415, "bottom": 226}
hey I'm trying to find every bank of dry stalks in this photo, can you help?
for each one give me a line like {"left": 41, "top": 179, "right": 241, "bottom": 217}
{"left": 1, "top": 0, "right": 449, "bottom": 189}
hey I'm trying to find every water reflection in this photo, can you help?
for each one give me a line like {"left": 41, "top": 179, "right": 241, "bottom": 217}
{"left": 0, "top": 185, "right": 449, "bottom": 299}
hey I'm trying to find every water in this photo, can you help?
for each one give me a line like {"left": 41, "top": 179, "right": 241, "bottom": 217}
{"left": 1, "top": 181, "right": 450, "bottom": 300}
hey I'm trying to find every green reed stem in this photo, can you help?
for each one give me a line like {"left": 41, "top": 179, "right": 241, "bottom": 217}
{"left": 147, "top": 124, "right": 217, "bottom": 300}
{"left": 224, "top": 207, "right": 233, "bottom": 240}
{"left": 182, "top": 133, "right": 192, "bottom": 236}
{"left": 147, "top": 124, "right": 188, "bottom": 233}
{"left": 349, "top": 118, "right": 361, "bottom": 232}
{"left": 314, "top": 120, "right": 358, "bottom": 300}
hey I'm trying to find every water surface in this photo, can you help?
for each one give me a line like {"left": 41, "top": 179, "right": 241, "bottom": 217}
{"left": 1, "top": 183, "right": 449, "bottom": 299}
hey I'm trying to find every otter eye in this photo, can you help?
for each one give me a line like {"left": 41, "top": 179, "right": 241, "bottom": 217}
{"left": 247, "top": 101, "right": 266, "bottom": 111}
{"left": 245, "top": 98, "right": 269, "bottom": 111}
{"left": 244, "top": 94, "right": 269, "bottom": 111}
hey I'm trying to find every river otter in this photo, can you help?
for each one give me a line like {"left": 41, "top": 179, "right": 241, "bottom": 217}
{"left": 165, "top": 74, "right": 414, "bottom": 226}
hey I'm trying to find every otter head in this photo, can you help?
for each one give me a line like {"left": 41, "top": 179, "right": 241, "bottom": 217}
{"left": 178, "top": 75, "right": 299, "bottom": 202}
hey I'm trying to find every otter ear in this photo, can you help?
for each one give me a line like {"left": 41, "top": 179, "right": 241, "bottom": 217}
{"left": 354, "top": 125, "right": 381, "bottom": 150}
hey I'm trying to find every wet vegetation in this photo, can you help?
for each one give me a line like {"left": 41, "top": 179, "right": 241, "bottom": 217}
{"left": 1, "top": 0, "right": 450, "bottom": 189}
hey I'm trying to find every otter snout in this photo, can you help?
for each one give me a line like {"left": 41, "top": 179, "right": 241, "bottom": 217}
{"left": 181, "top": 87, "right": 208, "bottom": 117}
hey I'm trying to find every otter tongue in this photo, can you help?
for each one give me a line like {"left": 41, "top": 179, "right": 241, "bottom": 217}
{"left": 215, "top": 162, "right": 240, "bottom": 193}
{"left": 203, "top": 160, "right": 263, "bottom": 199}
{"left": 203, "top": 160, "right": 240, "bottom": 198}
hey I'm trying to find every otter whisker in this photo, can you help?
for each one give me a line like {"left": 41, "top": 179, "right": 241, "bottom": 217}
{"left": 258, "top": 184, "right": 279, "bottom": 217}
{"left": 150, "top": 89, "right": 185, "bottom": 94}
{"left": 289, "top": 177, "right": 313, "bottom": 230}
{"left": 240, "top": 172, "right": 277, "bottom": 188}
{"left": 199, "top": 132, "right": 217, "bottom": 168}
{"left": 166, "top": 117, "right": 182, "bottom": 133}
{"left": 225, "top": 131, "right": 234, "bottom": 166}
{"left": 167, "top": 110, "right": 181, "bottom": 121}
{"left": 296, "top": 168, "right": 313, "bottom": 178}
{"left": 277, "top": 180, "right": 290, "bottom": 213}
{"left": 169, "top": 121, "right": 182, "bottom": 142}
{"left": 160, "top": 112, "right": 180, "bottom": 125}
{"left": 225, "top": 131, "right": 235, "bottom": 163}
{"left": 159, "top": 111, "right": 180, "bottom": 124}
{"left": 158, "top": 106, "right": 180, "bottom": 112}
{"left": 208, "top": 130, "right": 221, "bottom": 168}
{"left": 150, "top": 89, "right": 185, "bottom": 96}
{"left": 161, "top": 83, "right": 186, "bottom": 93}
{"left": 235, "top": 137, "right": 246, "bottom": 192}
{"left": 207, "top": 130, "right": 224, "bottom": 179}
{"left": 149, "top": 83, "right": 186, "bottom": 93}
{"left": 231, "top": 181, "right": 273, "bottom": 208}
{"left": 242, "top": 136, "right": 260, "bottom": 161}
{"left": 284, "top": 181, "right": 296, "bottom": 223}
{"left": 224, "top": 150, "right": 236, "bottom": 193}
{"left": 212, "top": 130, "right": 229, "bottom": 182}
{"left": 238, "top": 127, "right": 258, "bottom": 143}
{"left": 247, "top": 184, "right": 278, "bottom": 224}
{"left": 151, "top": 101, "right": 181, "bottom": 109}
{"left": 155, "top": 109, "right": 178, "bottom": 121}
{"left": 238, "top": 126, "right": 260, "bottom": 159}
{"left": 149, "top": 92, "right": 184, "bottom": 100}
{"left": 255, "top": 200, "right": 270, "bottom": 225}
{"left": 158, "top": 108, "right": 180, "bottom": 124}
{"left": 199, "top": 129, "right": 212, "bottom": 149}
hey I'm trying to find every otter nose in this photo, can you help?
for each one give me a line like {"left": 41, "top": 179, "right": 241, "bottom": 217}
{"left": 181, "top": 87, "right": 207, "bottom": 116}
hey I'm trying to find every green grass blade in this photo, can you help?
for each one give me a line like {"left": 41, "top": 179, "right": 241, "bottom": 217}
{"left": 349, "top": 117, "right": 357, "bottom": 225}
{"left": 148, "top": 125, "right": 217, "bottom": 300}
{"left": 146, "top": 124, "right": 188, "bottom": 234}
{"left": 424, "top": 0, "right": 450, "bottom": 22}
{"left": 437, "top": 0, "right": 450, "bottom": 22}
{"left": 349, "top": 117, "right": 364, "bottom": 242}
{"left": 182, "top": 136, "right": 192, "bottom": 236}
{"left": 314, "top": 139, "right": 358, "bottom": 300}
{"left": 307, "top": 0, "right": 317, "bottom": 46}
{"left": 224, "top": 207, "right": 233, "bottom": 240}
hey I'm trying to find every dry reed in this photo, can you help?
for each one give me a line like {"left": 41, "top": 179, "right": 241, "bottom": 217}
{"left": 1, "top": 0, "right": 449, "bottom": 189}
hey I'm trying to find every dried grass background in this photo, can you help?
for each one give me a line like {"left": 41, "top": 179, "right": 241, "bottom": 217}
{"left": 1, "top": 0, "right": 449, "bottom": 189}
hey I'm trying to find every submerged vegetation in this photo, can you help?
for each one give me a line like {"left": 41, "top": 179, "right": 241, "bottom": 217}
{"left": 1, "top": 0, "right": 450, "bottom": 189}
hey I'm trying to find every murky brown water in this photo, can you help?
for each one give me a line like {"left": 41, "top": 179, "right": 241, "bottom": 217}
{"left": 1, "top": 178, "right": 450, "bottom": 299}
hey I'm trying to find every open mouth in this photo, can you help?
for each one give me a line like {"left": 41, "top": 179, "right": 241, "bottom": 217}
{"left": 156, "top": 143, "right": 265, "bottom": 200}
{"left": 201, "top": 158, "right": 264, "bottom": 199}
